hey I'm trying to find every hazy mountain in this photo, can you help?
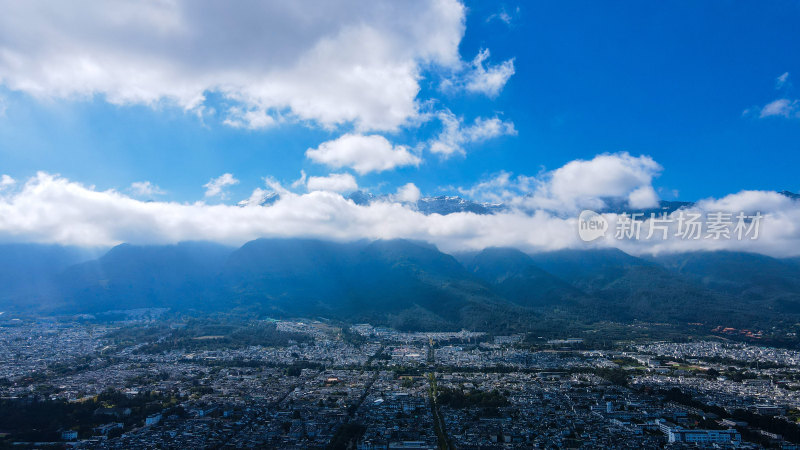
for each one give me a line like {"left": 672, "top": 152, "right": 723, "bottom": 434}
{"left": 222, "top": 238, "right": 528, "bottom": 331}
{"left": 57, "top": 241, "right": 234, "bottom": 312}
{"left": 784, "top": 256, "right": 800, "bottom": 269}
{"left": 528, "top": 248, "right": 756, "bottom": 325}
{"left": 649, "top": 251, "right": 800, "bottom": 314}
{"left": 3, "top": 238, "right": 800, "bottom": 331}
{"left": 220, "top": 238, "right": 366, "bottom": 314}
{"left": 464, "top": 247, "right": 586, "bottom": 308}
{"left": 528, "top": 248, "right": 651, "bottom": 289}
{"left": 0, "top": 243, "right": 102, "bottom": 310}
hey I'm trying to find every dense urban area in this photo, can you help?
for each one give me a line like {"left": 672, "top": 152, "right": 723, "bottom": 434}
{"left": 3, "top": 311, "right": 800, "bottom": 449}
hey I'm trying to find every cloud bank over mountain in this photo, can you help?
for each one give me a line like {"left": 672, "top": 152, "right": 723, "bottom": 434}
{"left": 2, "top": 152, "right": 799, "bottom": 257}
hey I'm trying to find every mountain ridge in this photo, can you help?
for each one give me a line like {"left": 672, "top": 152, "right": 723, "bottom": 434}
{"left": 2, "top": 240, "right": 800, "bottom": 332}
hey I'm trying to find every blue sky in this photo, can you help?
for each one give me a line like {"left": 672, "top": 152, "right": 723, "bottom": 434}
{"left": 1, "top": 0, "right": 800, "bottom": 255}
{"left": 1, "top": 1, "right": 798, "bottom": 203}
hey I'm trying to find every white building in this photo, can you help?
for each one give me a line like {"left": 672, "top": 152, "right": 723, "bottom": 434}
{"left": 145, "top": 413, "right": 162, "bottom": 426}
{"left": 667, "top": 427, "right": 741, "bottom": 444}
{"left": 61, "top": 430, "right": 78, "bottom": 441}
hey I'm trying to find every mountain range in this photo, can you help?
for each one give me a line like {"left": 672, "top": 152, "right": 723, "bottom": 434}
{"left": 2, "top": 238, "right": 800, "bottom": 333}
{"left": 237, "top": 190, "right": 800, "bottom": 218}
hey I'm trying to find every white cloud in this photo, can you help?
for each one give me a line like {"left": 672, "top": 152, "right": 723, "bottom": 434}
{"left": 1, "top": 170, "right": 799, "bottom": 257}
{"left": 777, "top": 72, "right": 790, "bottom": 89}
{"left": 759, "top": 98, "right": 800, "bottom": 118}
{"left": 440, "top": 48, "right": 515, "bottom": 98}
{"left": 306, "top": 134, "right": 421, "bottom": 174}
{"left": 393, "top": 183, "right": 421, "bottom": 203}
{"left": 464, "top": 49, "right": 515, "bottom": 97}
{"left": 222, "top": 107, "right": 277, "bottom": 130}
{"left": 429, "top": 111, "right": 517, "bottom": 157}
{"left": 543, "top": 153, "right": 662, "bottom": 210}
{"left": 306, "top": 173, "right": 358, "bottom": 193}
{"left": 203, "top": 173, "right": 239, "bottom": 198}
{"left": 0, "top": 174, "right": 14, "bottom": 189}
{"left": 0, "top": 0, "right": 466, "bottom": 131}
{"left": 627, "top": 186, "right": 659, "bottom": 209}
{"left": 745, "top": 74, "right": 800, "bottom": 119}
{"left": 239, "top": 177, "right": 289, "bottom": 207}
{"left": 610, "top": 190, "right": 799, "bottom": 256}
{"left": 458, "top": 171, "right": 533, "bottom": 204}
{"left": 695, "top": 189, "right": 791, "bottom": 214}
{"left": 487, "top": 8, "right": 513, "bottom": 25}
{"left": 238, "top": 187, "right": 279, "bottom": 208}
{"left": 290, "top": 170, "right": 308, "bottom": 189}
{"left": 130, "top": 181, "right": 164, "bottom": 197}
{"left": 0, "top": 172, "right": 578, "bottom": 252}
{"left": 461, "top": 152, "right": 663, "bottom": 213}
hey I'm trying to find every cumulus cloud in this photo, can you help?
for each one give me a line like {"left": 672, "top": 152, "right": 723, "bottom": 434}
{"left": 0, "top": 172, "right": 576, "bottom": 252}
{"left": 306, "top": 134, "right": 421, "bottom": 174}
{"left": 222, "top": 107, "right": 277, "bottom": 130}
{"left": 203, "top": 173, "right": 239, "bottom": 198}
{"left": 0, "top": 0, "right": 466, "bottom": 131}
{"left": 0, "top": 174, "right": 15, "bottom": 189}
{"left": 605, "top": 190, "right": 798, "bottom": 256}
{"left": 458, "top": 171, "right": 533, "bottom": 204}
{"left": 130, "top": 181, "right": 164, "bottom": 197}
{"left": 0, "top": 173, "right": 800, "bottom": 256}
{"left": 540, "top": 152, "right": 662, "bottom": 210}
{"left": 0, "top": 170, "right": 799, "bottom": 257}
{"left": 393, "top": 183, "right": 421, "bottom": 203}
{"left": 429, "top": 111, "right": 516, "bottom": 156}
{"left": 461, "top": 152, "right": 663, "bottom": 213}
{"left": 627, "top": 186, "right": 659, "bottom": 209}
{"left": 695, "top": 190, "right": 791, "bottom": 215}
{"left": 306, "top": 173, "right": 358, "bottom": 193}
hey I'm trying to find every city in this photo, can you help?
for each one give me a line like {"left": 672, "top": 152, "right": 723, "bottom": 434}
{"left": 2, "top": 313, "right": 800, "bottom": 448}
